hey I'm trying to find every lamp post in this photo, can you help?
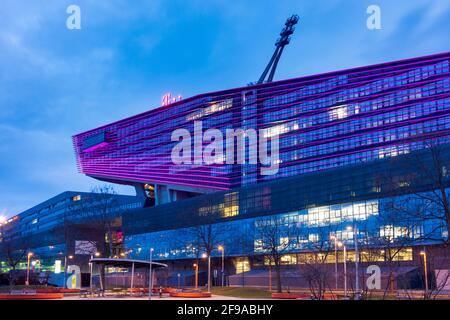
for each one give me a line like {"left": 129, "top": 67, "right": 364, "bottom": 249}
{"left": 87, "top": 252, "right": 101, "bottom": 294}
{"left": 241, "top": 260, "right": 245, "bottom": 288}
{"left": 420, "top": 249, "right": 429, "bottom": 298}
{"left": 208, "top": 255, "right": 211, "bottom": 292}
{"left": 347, "top": 225, "right": 360, "bottom": 299}
{"left": 330, "top": 235, "right": 338, "bottom": 291}
{"left": 338, "top": 242, "right": 347, "bottom": 298}
{"left": 218, "top": 245, "right": 225, "bottom": 287}
{"left": 89, "top": 254, "right": 94, "bottom": 296}
{"left": 202, "top": 253, "right": 211, "bottom": 292}
{"left": 193, "top": 263, "right": 199, "bottom": 290}
{"left": 64, "top": 255, "right": 74, "bottom": 289}
{"left": 268, "top": 263, "right": 272, "bottom": 291}
{"left": 148, "top": 248, "right": 154, "bottom": 300}
{"left": 26, "top": 252, "right": 33, "bottom": 286}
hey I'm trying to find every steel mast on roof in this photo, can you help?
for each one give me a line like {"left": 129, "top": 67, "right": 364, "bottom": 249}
{"left": 257, "top": 14, "right": 299, "bottom": 84}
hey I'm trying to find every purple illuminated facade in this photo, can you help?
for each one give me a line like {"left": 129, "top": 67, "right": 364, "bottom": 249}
{"left": 73, "top": 52, "right": 450, "bottom": 194}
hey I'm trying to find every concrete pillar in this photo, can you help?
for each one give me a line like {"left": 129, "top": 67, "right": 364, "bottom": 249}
{"left": 155, "top": 184, "right": 171, "bottom": 205}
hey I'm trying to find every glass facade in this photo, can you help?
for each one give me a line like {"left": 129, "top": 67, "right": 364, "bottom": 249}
{"left": 124, "top": 189, "right": 447, "bottom": 262}
{"left": 1, "top": 192, "right": 142, "bottom": 243}
{"left": 3, "top": 53, "right": 450, "bottom": 273}
{"left": 73, "top": 53, "right": 450, "bottom": 191}
{"left": 0, "top": 191, "right": 143, "bottom": 271}
{"left": 71, "top": 52, "right": 450, "bottom": 263}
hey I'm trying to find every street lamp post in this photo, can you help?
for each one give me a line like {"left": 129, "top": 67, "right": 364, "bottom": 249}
{"left": 208, "top": 255, "right": 211, "bottom": 292}
{"left": 354, "top": 227, "right": 360, "bottom": 299}
{"left": 269, "top": 263, "right": 272, "bottom": 291}
{"left": 64, "top": 255, "right": 67, "bottom": 288}
{"left": 26, "top": 252, "right": 33, "bottom": 286}
{"left": 330, "top": 236, "right": 338, "bottom": 291}
{"left": 89, "top": 254, "right": 94, "bottom": 296}
{"left": 338, "top": 242, "right": 347, "bottom": 298}
{"left": 64, "top": 255, "right": 73, "bottom": 289}
{"left": 343, "top": 244, "right": 348, "bottom": 298}
{"left": 420, "top": 249, "right": 429, "bottom": 298}
{"left": 241, "top": 260, "right": 245, "bottom": 288}
{"left": 218, "top": 245, "right": 225, "bottom": 287}
{"left": 202, "top": 253, "right": 211, "bottom": 293}
{"left": 193, "top": 263, "right": 199, "bottom": 290}
{"left": 347, "top": 225, "right": 360, "bottom": 299}
{"left": 148, "top": 248, "right": 154, "bottom": 300}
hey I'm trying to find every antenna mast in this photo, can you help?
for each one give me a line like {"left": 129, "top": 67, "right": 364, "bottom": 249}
{"left": 257, "top": 14, "right": 299, "bottom": 84}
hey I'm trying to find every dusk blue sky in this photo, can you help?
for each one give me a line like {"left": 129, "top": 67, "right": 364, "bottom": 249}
{"left": 1, "top": 0, "right": 450, "bottom": 217}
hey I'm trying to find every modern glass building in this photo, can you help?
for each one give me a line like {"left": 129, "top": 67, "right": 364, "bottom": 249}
{"left": 0, "top": 191, "right": 143, "bottom": 274}
{"left": 74, "top": 52, "right": 450, "bottom": 283}
{"left": 1, "top": 52, "right": 449, "bottom": 289}
{"left": 73, "top": 52, "right": 450, "bottom": 194}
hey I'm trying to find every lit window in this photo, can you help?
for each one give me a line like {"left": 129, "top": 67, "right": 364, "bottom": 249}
{"left": 186, "top": 99, "right": 233, "bottom": 121}
{"left": 263, "top": 124, "right": 290, "bottom": 138}
{"left": 234, "top": 258, "right": 250, "bottom": 274}
{"left": 329, "top": 105, "right": 348, "bottom": 120}
{"left": 254, "top": 240, "right": 264, "bottom": 253}
{"left": 72, "top": 195, "right": 81, "bottom": 202}
{"left": 280, "top": 254, "right": 297, "bottom": 265}
{"left": 223, "top": 192, "right": 239, "bottom": 218}
{"left": 223, "top": 205, "right": 239, "bottom": 218}
{"left": 391, "top": 248, "right": 413, "bottom": 261}
{"left": 279, "top": 237, "right": 289, "bottom": 249}
{"left": 308, "top": 233, "right": 319, "bottom": 243}
{"left": 380, "top": 225, "right": 394, "bottom": 242}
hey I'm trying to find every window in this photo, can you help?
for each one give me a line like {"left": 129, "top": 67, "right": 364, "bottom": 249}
{"left": 234, "top": 258, "right": 250, "bottom": 274}
{"left": 329, "top": 105, "right": 349, "bottom": 120}
{"left": 391, "top": 248, "right": 413, "bottom": 261}
{"left": 223, "top": 192, "right": 239, "bottom": 217}
{"left": 308, "top": 233, "right": 319, "bottom": 243}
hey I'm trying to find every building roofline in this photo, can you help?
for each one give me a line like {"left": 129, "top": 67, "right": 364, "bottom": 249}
{"left": 73, "top": 51, "right": 450, "bottom": 137}
{"left": 9, "top": 190, "right": 139, "bottom": 221}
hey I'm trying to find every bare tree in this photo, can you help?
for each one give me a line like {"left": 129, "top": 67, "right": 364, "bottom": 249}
{"left": 385, "top": 142, "right": 450, "bottom": 244}
{"left": 0, "top": 237, "right": 29, "bottom": 286}
{"left": 358, "top": 208, "right": 419, "bottom": 299}
{"left": 59, "top": 203, "right": 101, "bottom": 286}
{"left": 187, "top": 220, "right": 232, "bottom": 289}
{"left": 298, "top": 226, "right": 336, "bottom": 300}
{"left": 371, "top": 142, "right": 450, "bottom": 298}
{"left": 68, "top": 185, "right": 121, "bottom": 257}
{"left": 254, "top": 215, "right": 298, "bottom": 293}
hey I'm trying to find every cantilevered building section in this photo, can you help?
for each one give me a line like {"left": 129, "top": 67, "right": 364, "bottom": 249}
{"left": 73, "top": 52, "right": 450, "bottom": 204}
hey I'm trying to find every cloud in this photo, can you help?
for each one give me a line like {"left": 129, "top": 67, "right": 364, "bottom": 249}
{"left": 0, "top": 124, "right": 135, "bottom": 216}
{"left": 414, "top": 0, "right": 450, "bottom": 34}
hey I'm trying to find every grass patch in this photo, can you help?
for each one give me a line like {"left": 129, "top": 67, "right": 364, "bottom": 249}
{"left": 209, "top": 287, "right": 272, "bottom": 298}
